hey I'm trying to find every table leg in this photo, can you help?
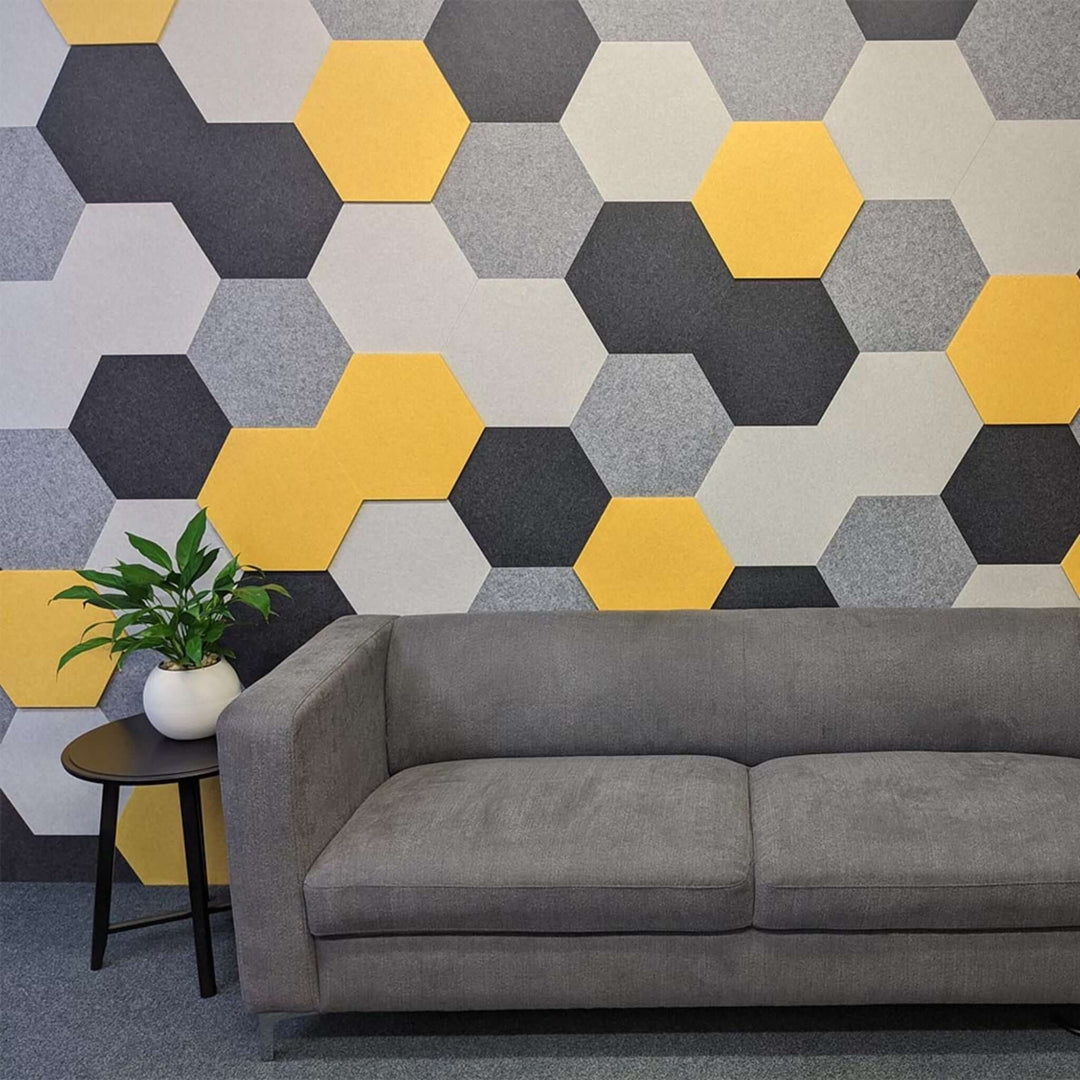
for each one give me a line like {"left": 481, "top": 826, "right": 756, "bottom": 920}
{"left": 90, "top": 782, "right": 119, "bottom": 970}
{"left": 178, "top": 778, "right": 216, "bottom": 998}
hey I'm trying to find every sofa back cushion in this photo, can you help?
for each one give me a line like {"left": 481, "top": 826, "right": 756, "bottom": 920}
{"left": 385, "top": 608, "right": 1080, "bottom": 771}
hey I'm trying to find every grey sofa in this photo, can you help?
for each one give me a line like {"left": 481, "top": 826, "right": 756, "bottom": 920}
{"left": 217, "top": 609, "right": 1080, "bottom": 1058}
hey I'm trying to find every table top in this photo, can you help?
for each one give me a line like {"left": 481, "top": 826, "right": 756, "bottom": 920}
{"left": 61, "top": 714, "right": 219, "bottom": 785}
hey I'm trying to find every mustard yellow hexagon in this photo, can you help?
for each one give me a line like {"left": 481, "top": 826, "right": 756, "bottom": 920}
{"left": 574, "top": 498, "right": 734, "bottom": 611}
{"left": 318, "top": 353, "right": 483, "bottom": 499}
{"left": 116, "top": 779, "right": 229, "bottom": 885}
{"left": 42, "top": 0, "right": 175, "bottom": 43}
{"left": 198, "top": 428, "right": 361, "bottom": 571}
{"left": 295, "top": 41, "right": 468, "bottom": 202}
{"left": 693, "top": 121, "right": 863, "bottom": 279}
{"left": 946, "top": 276, "right": 1080, "bottom": 425}
{"left": 0, "top": 571, "right": 115, "bottom": 707}
{"left": 1064, "top": 535, "right": 1080, "bottom": 600}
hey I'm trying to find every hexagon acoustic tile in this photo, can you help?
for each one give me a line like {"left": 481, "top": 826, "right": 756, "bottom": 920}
{"left": 443, "top": 279, "right": 606, "bottom": 426}
{"left": 309, "top": 204, "right": 476, "bottom": 354}
{"left": 953, "top": 122, "right": 1080, "bottom": 274}
{"left": 1065, "top": 536, "right": 1080, "bottom": 599}
{"left": 845, "top": 1, "right": 977, "bottom": 39}
{"left": 958, "top": 0, "right": 1080, "bottom": 119}
{"left": 571, "top": 353, "right": 732, "bottom": 495}
{"left": 160, "top": 0, "right": 329, "bottom": 123}
{"left": 434, "top": 123, "right": 602, "bottom": 278}
{"left": 693, "top": 122, "right": 862, "bottom": 279}
{"left": 566, "top": 201, "right": 733, "bottom": 353}
{"left": 425, "top": 0, "right": 599, "bottom": 122}
{"left": 574, "top": 497, "right": 733, "bottom": 611}
{"left": 941, "top": 425, "right": 1080, "bottom": 564}
{"left": 0, "top": 0, "right": 67, "bottom": 126}
{"left": 561, "top": 42, "right": 731, "bottom": 201}
{"left": 312, "top": 0, "right": 443, "bottom": 39}
{"left": 824, "top": 42, "right": 994, "bottom": 199}
{"left": 296, "top": 40, "right": 467, "bottom": 202}
{"left": 714, "top": 566, "right": 837, "bottom": 609}
{"left": 188, "top": 279, "right": 351, "bottom": 427}
{"left": 819, "top": 495, "right": 976, "bottom": 607}
{"left": 198, "top": 428, "right": 360, "bottom": 572}
{"left": 0, "top": 571, "right": 115, "bottom": 707}
{"left": 0, "top": 127, "right": 82, "bottom": 281}
{"left": 823, "top": 200, "right": 987, "bottom": 351}
{"left": 70, "top": 356, "right": 230, "bottom": 500}
{"left": 577, "top": 0, "right": 706, "bottom": 41}
{"left": 1074, "top": 410, "right": 1080, "bottom": 448}
{"left": 41, "top": 0, "right": 175, "bottom": 44}
{"left": 948, "top": 275, "right": 1080, "bottom": 425}
{"left": 954, "top": 565, "right": 1080, "bottom": 608}
{"left": 450, "top": 428, "right": 610, "bottom": 567}
{"left": 97, "top": 649, "right": 162, "bottom": 724}
{"left": 330, "top": 501, "right": 488, "bottom": 615}
{"left": 470, "top": 568, "right": 596, "bottom": 613}
{"left": 318, "top": 353, "right": 483, "bottom": 499}
{"left": 0, "top": 429, "right": 113, "bottom": 569}
{"left": 0, "top": 690, "right": 14, "bottom": 742}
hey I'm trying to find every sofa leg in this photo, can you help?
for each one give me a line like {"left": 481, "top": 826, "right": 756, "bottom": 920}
{"left": 258, "top": 1012, "right": 307, "bottom": 1060}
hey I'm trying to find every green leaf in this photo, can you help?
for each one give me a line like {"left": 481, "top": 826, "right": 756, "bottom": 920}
{"left": 51, "top": 585, "right": 103, "bottom": 603}
{"left": 80, "top": 620, "right": 114, "bottom": 640}
{"left": 111, "top": 611, "right": 141, "bottom": 640}
{"left": 176, "top": 509, "right": 207, "bottom": 574}
{"left": 213, "top": 555, "right": 239, "bottom": 589}
{"left": 262, "top": 583, "right": 291, "bottom": 598}
{"left": 115, "top": 562, "right": 163, "bottom": 587}
{"left": 76, "top": 569, "right": 128, "bottom": 590}
{"left": 57, "top": 637, "right": 113, "bottom": 673}
{"left": 125, "top": 532, "right": 173, "bottom": 570}
{"left": 233, "top": 585, "right": 271, "bottom": 618}
{"left": 184, "top": 635, "right": 204, "bottom": 666}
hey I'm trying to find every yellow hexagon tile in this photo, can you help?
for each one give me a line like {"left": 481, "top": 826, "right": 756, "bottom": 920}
{"left": 0, "top": 571, "right": 115, "bottom": 707}
{"left": 318, "top": 353, "right": 483, "bottom": 500}
{"left": 116, "top": 779, "right": 229, "bottom": 885}
{"left": 1064, "top": 535, "right": 1080, "bottom": 600}
{"left": 42, "top": 0, "right": 176, "bottom": 43}
{"left": 295, "top": 41, "right": 468, "bottom": 202}
{"left": 693, "top": 121, "right": 863, "bottom": 279}
{"left": 198, "top": 428, "right": 361, "bottom": 571}
{"left": 574, "top": 498, "right": 734, "bottom": 611}
{"left": 947, "top": 275, "right": 1080, "bottom": 425}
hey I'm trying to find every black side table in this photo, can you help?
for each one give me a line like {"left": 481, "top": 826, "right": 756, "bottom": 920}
{"left": 61, "top": 713, "right": 231, "bottom": 997}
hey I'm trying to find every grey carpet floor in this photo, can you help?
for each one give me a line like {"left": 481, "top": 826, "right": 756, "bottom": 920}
{"left": 2, "top": 883, "right": 1077, "bottom": 1080}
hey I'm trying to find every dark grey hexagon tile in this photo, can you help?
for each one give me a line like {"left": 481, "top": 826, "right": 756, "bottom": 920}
{"left": 823, "top": 200, "right": 987, "bottom": 351}
{"left": 434, "top": 123, "right": 602, "bottom": 278}
{"left": 426, "top": 0, "right": 599, "bottom": 122}
{"left": 0, "top": 127, "right": 83, "bottom": 281}
{"left": 470, "top": 567, "right": 596, "bottom": 612}
{"left": 69, "top": 355, "right": 230, "bottom": 499}
{"left": 0, "top": 429, "right": 113, "bottom": 569}
{"left": 713, "top": 566, "right": 838, "bottom": 609}
{"left": 846, "top": 1, "right": 977, "bottom": 39}
{"left": 188, "top": 280, "right": 351, "bottom": 427}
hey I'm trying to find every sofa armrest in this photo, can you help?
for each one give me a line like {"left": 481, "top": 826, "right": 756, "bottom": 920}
{"left": 217, "top": 614, "right": 395, "bottom": 1013}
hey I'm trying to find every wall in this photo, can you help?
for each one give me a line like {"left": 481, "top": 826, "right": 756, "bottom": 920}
{"left": 1, "top": 0, "right": 1079, "bottom": 881}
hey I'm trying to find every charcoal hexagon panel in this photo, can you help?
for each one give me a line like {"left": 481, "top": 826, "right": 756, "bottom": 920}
{"left": 450, "top": 428, "right": 610, "bottom": 567}
{"left": 819, "top": 495, "right": 976, "bottom": 607}
{"left": 942, "top": 425, "right": 1080, "bottom": 564}
{"left": 188, "top": 279, "right": 351, "bottom": 427}
{"left": 41, "top": 0, "right": 176, "bottom": 44}
{"left": 425, "top": 0, "right": 599, "bottom": 122}
{"left": 958, "top": 0, "right": 1080, "bottom": 119}
{"left": 1, "top": 0, "right": 67, "bottom": 126}
{"left": 443, "top": 279, "right": 606, "bottom": 426}
{"left": 330, "top": 501, "right": 489, "bottom": 615}
{"left": 470, "top": 567, "right": 596, "bottom": 612}
{"left": 434, "top": 123, "right": 603, "bottom": 278}
{"left": 845, "top": 1, "right": 977, "bottom": 39}
{"left": 824, "top": 42, "right": 994, "bottom": 199}
{"left": 954, "top": 565, "right": 1080, "bottom": 608}
{"left": 70, "top": 355, "right": 230, "bottom": 500}
{"left": 561, "top": 42, "right": 731, "bottom": 201}
{"left": 312, "top": 0, "right": 443, "bottom": 39}
{"left": 571, "top": 353, "right": 732, "bottom": 495}
{"left": 714, "top": 566, "right": 837, "bottom": 609}
{"left": 0, "top": 429, "right": 113, "bottom": 569}
{"left": 823, "top": 200, "right": 988, "bottom": 351}
{"left": 0, "top": 127, "right": 82, "bottom": 281}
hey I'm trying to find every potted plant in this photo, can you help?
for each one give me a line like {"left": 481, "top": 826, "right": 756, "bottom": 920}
{"left": 52, "top": 509, "right": 288, "bottom": 740}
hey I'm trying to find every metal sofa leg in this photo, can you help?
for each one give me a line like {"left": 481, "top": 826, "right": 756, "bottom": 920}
{"left": 258, "top": 1012, "right": 307, "bottom": 1061}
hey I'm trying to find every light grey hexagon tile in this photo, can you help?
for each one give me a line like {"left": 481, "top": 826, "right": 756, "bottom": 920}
{"left": 574, "top": 353, "right": 732, "bottom": 496}
{"left": 952, "top": 120, "right": 1080, "bottom": 274}
{"left": 330, "top": 501, "right": 489, "bottom": 615}
{"left": 0, "top": 429, "right": 114, "bottom": 569}
{"left": 579, "top": 0, "right": 707, "bottom": 40}
{"left": 0, "top": 0, "right": 67, "bottom": 126}
{"left": 443, "top": 279, "right": 606, "bottom": 426}
{"left": 822, "top": 200, "right": 987, "bottom": 351}
{"left": 311, "top": 0, "right": 442, "bottom": 38}
{"left": 819, "top": 495, "right": 976, "bottom": 608}
{"left": 308, "top": 204, "right": 477, "bottom": 353}
{"left": 98, "top": 650, "right": 163, "bottom": 723}
{"left": 470, "top": 568, "right": 596, "bottom": 612}
{"left": 954, "top": 565, "right": 1080, "bottom": 608}
{"left": 189, "top": 280, "right": 351, "bottom": 427}
{"left": 0, "top": 127, "right": 84, "bottom": 281}
{"left": 434, "top": 123, "right": 603, "bottom": 278}
{"left": 0, "top": 689, "right": 14, "bottom": 742}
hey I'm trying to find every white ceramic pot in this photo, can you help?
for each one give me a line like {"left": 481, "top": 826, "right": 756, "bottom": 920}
{"left": 142, "top": 658, "right": 242, "bottom": 740}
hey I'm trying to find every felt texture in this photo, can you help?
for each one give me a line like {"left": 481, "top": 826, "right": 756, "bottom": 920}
{"left": 40, "top": 0, "right": 175, "bottom": 44}
{"left": 713, "top": 566, "right": 837, "bottom": 609}
{"left": 470, "top": 567, "right": 596, "bottom": 612}
{"left": 0, "top": 0, "right": 67, "bottom": 126}
{"left": 954, "top": 565, "right": 1080, "bottom": 609}
{"left": 846, "top": 0, "right": 977, "bottom": 39}
{"left": 311, "top": 0, "right": 442, "bottom": 39}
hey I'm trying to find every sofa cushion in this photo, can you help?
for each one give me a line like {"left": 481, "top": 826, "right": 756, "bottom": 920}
{"left": 304, "top": 755, "right": 752, "bottom": 936}
{"left": 751, "top": 751, "right": 1080, "bottom": 931}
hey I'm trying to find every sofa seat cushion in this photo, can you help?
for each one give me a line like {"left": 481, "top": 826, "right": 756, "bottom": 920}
{"left": 304, "top": 755, "right": 753, "bottom": 936}
{"left": 751, "top": 751, "right": 1080, "bottom": 931}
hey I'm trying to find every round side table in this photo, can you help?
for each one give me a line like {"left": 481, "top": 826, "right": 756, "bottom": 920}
{"left": 61, "top": 713, "right": 231, "bottom": 997}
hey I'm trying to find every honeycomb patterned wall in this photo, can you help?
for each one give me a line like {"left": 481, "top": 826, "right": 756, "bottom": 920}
{"left": 1, "top": 0, "right": 1079, "bottom": 882}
